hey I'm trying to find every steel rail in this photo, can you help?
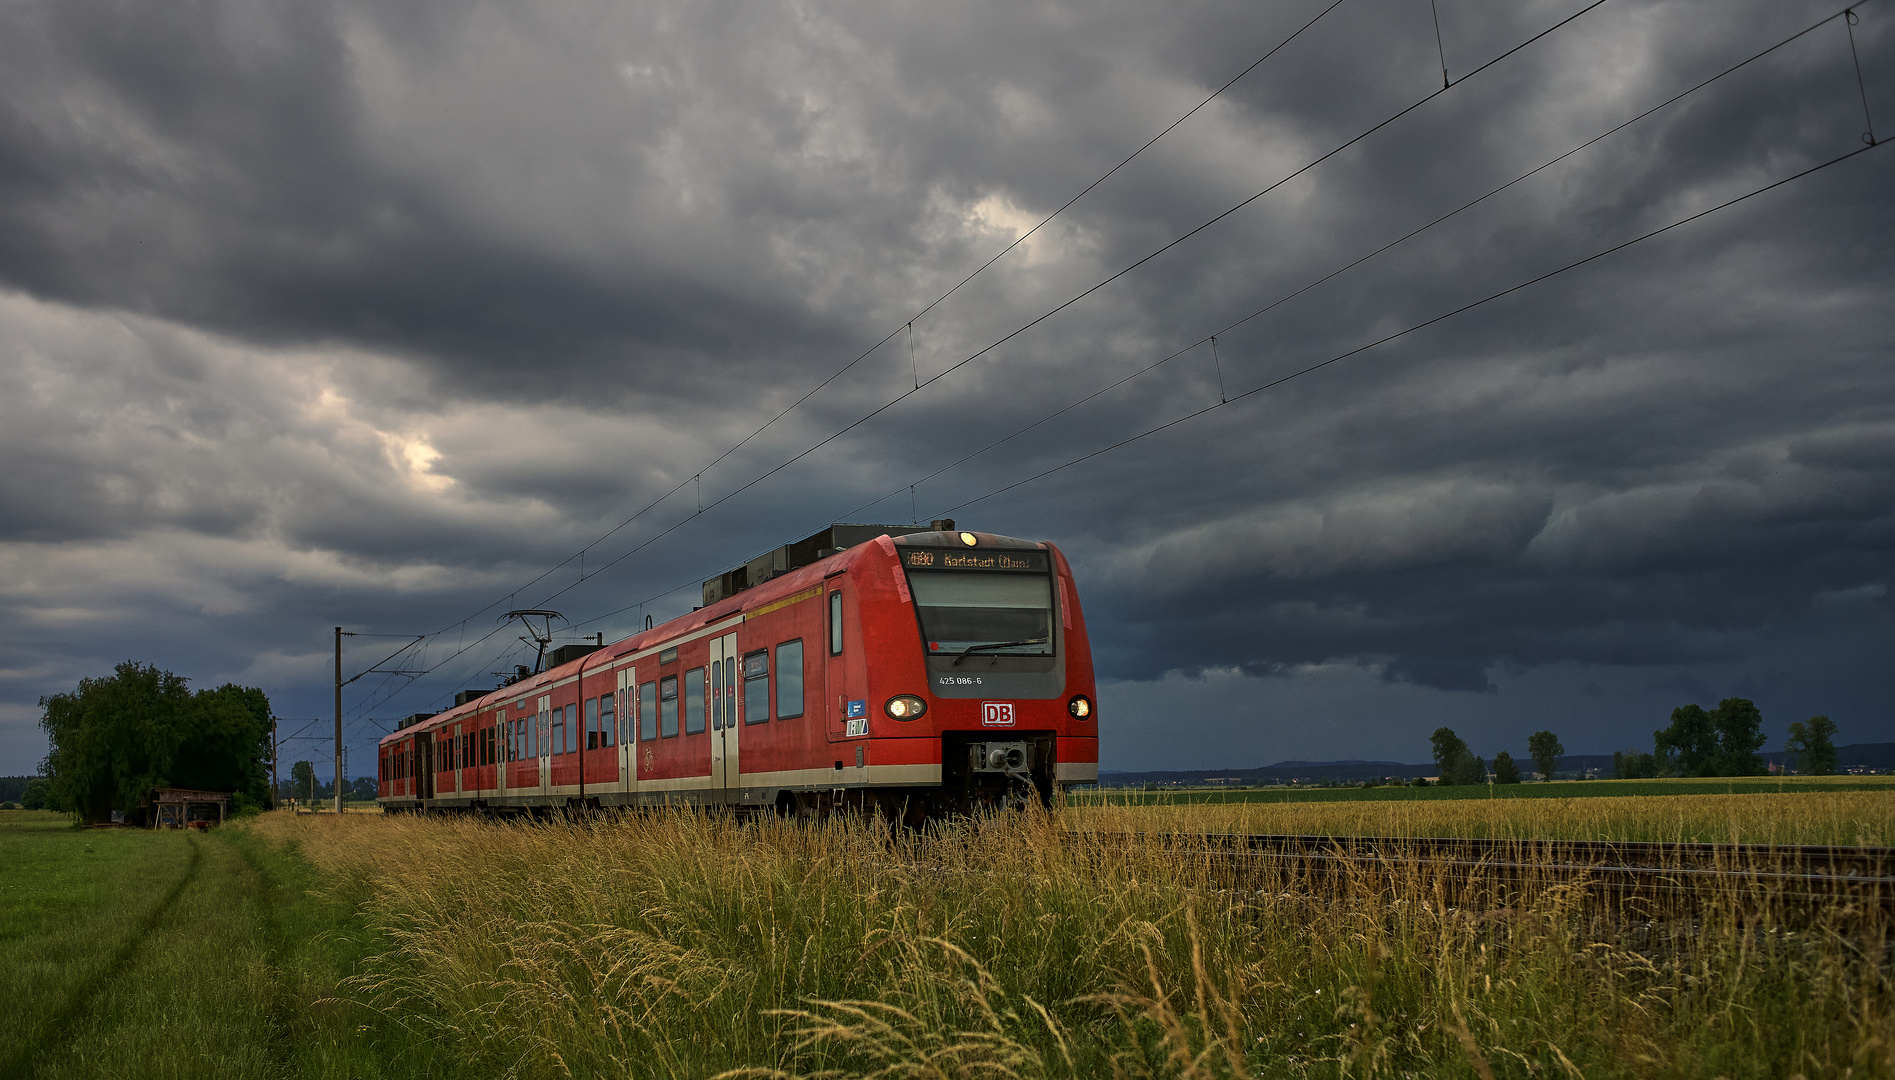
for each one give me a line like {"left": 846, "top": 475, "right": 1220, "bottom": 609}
{"left": 1063, "top": 831, "right": 1895, "bottom": 906}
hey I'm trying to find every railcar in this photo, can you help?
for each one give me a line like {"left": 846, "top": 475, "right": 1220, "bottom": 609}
{"left": 376, "top": 521, "right": 1097, "bottom": 819}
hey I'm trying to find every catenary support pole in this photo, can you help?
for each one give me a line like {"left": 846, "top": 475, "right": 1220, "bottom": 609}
{"left": 334, "top": 626, "right": 344, "bottom": 814}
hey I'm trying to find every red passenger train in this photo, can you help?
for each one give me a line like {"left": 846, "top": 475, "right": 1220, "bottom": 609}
{"left": 377, "top": 522, "right": 1098, "bottom": 818}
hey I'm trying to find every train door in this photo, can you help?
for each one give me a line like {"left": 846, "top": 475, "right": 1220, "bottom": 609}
{"left": 709, "top": 632, "right": 740, "bottom": 797}
{"left": 825, "top": 576, "right": 865, "bottom": 743}
{"left": 537, "top": 694, "right": 552, "bottom": 795}
{"left": 618, "top": 675, "right": 632, "bottom": 791}
{"left": 452, "top": 723, "right": 463, "bottom": 795}
{"left": 495, "top": 707, "right": 508, "bottom": 792}
{"left": 417, "top": 733, "right": 435, "bottom": 800}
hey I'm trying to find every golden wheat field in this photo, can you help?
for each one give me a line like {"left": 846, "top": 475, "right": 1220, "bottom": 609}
{"left": 240, "top": 794, "right": 1895, "bottom": 1080}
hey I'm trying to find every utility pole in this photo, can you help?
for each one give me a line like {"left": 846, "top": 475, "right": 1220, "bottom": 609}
{"left": 334, "top": 626, "right": 344, "bottom": 814}
{"left": 331, "top": 626, "right": 426, "bottom": 813}
{"left": 271, "top": 715, "right": 280, "bottom": 810}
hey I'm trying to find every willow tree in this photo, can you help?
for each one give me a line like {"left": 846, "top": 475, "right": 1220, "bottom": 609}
{"left": 39, "top": 662, "right": 273, "bottom": 823}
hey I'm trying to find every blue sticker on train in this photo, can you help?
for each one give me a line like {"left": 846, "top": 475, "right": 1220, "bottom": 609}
{"left": 846, "top": 699, "right": 867, "bottom": 718}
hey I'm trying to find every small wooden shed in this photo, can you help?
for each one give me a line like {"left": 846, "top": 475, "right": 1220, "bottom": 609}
{"left": 150, "top": 787, "right": 231, "bottom": 829}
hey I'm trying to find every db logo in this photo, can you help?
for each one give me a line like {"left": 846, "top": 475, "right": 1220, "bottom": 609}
{"left": 980, "top": 702, "right": 1015, "bottom": 727}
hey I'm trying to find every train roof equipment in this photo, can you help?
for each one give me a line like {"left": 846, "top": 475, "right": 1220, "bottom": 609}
{"left": 700, "top": 521, "right": 959, "bottom": 606}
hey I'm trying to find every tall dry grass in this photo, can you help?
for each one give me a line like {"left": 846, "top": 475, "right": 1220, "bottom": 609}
{"left": 245, "top": 807, "right": 1895, "bottom": 1079}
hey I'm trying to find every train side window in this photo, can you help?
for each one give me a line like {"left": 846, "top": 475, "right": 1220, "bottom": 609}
{"left": 586, "top": 697, "right": 600, "bottom": 750}
{"left": 640, "top": 681, "right": 657, "bottom": 741}
{"left": 829, "top": 591, "right": 843, "bottom": 655}
{"left": 684, "top": 667, "right": 706, "bottom": 735}
{"left": 598, "top": 694, "right": 615, "bottom": 747}
{"left": 484, "top": 725, "right": 495, "bottom": 766}
{"left": 531, "top": 709, "right": 541, "bottom": 759}
{"left": 743, "top": 650, "right": 769, "bottom": 725}
{"left": 660, "top": 676, "right": 679, "bottom": 738}
{"left": 550, "top": 706, "right": 566, "bottom": 756}
{"left": 775, "top": 640, "right": 803, "bottom": 719}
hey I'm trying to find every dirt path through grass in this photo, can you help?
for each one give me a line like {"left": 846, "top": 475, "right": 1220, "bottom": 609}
{"left": 0, "top": 816, "right": 201, "bottom": 1075}
{"left": 0, "top": 810, "right": 461, "bottom": 1080}
{"left": 6, "top": 836, "right": 203, "bottom": 1080}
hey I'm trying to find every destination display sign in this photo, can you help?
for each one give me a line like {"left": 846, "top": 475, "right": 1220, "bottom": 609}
{"left": 901, "top": 548, "right": 1047, "bottom": 572}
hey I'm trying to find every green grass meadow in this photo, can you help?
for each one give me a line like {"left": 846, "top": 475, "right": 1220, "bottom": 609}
{"left": 5, "top": 781, "right": 1894, "bottom": 1079}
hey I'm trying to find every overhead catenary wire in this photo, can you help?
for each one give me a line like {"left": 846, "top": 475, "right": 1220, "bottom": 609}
{"left": 1429, "top": 0, "right": 1450, "bottom": 87}
{"left": 367, "top": 82, "right": 1828, "bottom": 726}
{"left": 463, "top": 0, "right": 1607, "bottom": 615}
{"left": 933, "top": 141, "right": 1887, "bottom": 517}
{"left": 346, "top": 0, "right": 1863, "bottom": 723}
{"left": 344, "top": 1, "right": 1674, "bottom": 720}
{"left": 1846, "top": 9, "right": 1879, "bottom": 144}
{"left": 386, "top": 0, "right": 1362, "bottom": 651}
{"left": 343, "top": 4, "right": 1601, "bottom": 717}
{"left": 833, "top": 0, "right": 1879, "bottom": 524}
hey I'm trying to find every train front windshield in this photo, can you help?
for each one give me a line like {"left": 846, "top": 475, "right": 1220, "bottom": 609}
{"left": 908, "top": 571, "right": 1055, "bottom": 657}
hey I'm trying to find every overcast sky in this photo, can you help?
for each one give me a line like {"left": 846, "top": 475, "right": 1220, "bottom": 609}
{"left": 3, "top": 0, "right": 1890, "bottom": 777}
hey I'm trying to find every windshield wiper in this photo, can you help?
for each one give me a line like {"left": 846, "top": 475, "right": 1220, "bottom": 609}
{"left": 951, "top": 638, "right": 1047, "bottom": 665}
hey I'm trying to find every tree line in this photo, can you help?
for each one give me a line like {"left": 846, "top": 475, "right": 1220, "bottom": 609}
{"left": 1426, "top": 728, "right": 1565, "bottom": 785}
{"left": 1612, "top": 699, "right": 1838, "bottom": 778}
{"left": 1425, "top": 698, "right": 1842, "bottom": 786}
{"left": 36, "top": 661, "right": 276, "bottom": 823}
{"left": 277, "top": 766, "right": 376, "bottom": 804}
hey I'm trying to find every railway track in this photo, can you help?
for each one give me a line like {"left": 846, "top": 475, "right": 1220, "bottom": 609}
{"left": 1066, "top": 831, "right": 1895, "bottom": 907}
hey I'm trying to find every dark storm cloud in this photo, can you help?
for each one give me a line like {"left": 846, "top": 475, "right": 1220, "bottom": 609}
{"left": 1, "top": 0, "right": 1891, "bottom": 773}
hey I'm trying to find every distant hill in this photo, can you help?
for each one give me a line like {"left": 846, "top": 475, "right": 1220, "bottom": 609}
{"left": 1098, "top": 760, "right": 1430, "bottom": 786}
{"left": 1097, "top": 744, "right": 1895, "bottom": 786}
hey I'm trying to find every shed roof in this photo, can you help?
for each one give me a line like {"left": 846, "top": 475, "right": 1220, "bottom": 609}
{"left": 151, "top": 788, "right": 232, "bottom": 804}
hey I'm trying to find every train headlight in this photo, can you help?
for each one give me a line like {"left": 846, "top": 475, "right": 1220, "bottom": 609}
{"left": 1068, "top": 695, "right": 1092, "bottom": 719}
{"left": 959, "top": 531, "right": 978, "bottom": 546}
{"left": 884, "top": 694, "right": 928, "bottom": 720}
